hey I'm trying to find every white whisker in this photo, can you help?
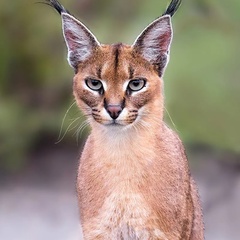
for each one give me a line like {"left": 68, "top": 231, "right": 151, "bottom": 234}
{"left": 164, "top": 107, "right": 179, "bottom": 132}
{"left": 75, "top": 119, "right": 91, "bottom": 145}
{"left": 56, "top": 116, "right": 81, "bottom": 144}
{"left": 57, "top": 100, "right": 77, "bottom": 141}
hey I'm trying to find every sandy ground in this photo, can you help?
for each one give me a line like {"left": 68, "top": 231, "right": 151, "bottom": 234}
{"left": 0, "top": 147, "right": 240, "bottom": 240}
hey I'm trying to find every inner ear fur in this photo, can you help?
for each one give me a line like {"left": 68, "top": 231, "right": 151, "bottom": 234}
{"left": 132, "top": 15, "right": 173, "bottom": 77}
{"left": 61, "top": 13, "right": 100, "bottom": 69}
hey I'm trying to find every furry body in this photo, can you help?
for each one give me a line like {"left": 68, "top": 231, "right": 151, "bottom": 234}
{"left": 45, "top": 0, "right": 204, "bottom": 239}
{"left": 78, "top": 123, "right": 203, "bottom": 239}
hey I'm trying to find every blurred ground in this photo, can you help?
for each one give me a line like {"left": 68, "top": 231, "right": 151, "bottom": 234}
{"left": 0, "top": 146, "right": 82, "bottom": 240}
{"left": 1, "top": 146, "right": 240, "bottom": 240}
{"left": 191, "top": 151, "right": 240, "bottom": 240}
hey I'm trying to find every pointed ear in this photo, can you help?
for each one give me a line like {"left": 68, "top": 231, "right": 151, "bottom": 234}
{"left": 132, "top": 15, "right": 173, "bottom": 76}
{"left": 61, "top": 13, "right": 100, "bottom": 69}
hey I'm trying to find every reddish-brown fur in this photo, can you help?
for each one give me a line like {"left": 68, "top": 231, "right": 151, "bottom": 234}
{"left": 46, "top": 0, "right": 204, "bottom": 239}
{"left": 74, "top": 44, "right": 204, "bottom": 239}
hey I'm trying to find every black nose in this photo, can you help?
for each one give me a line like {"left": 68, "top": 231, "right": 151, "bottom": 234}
{"left": 106, "top": 105, "right": 123, "bottom": 119}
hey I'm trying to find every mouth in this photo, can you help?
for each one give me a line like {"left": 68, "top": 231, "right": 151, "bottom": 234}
{"left": 92, "top": 115, "right": 138, "bottom": 126}
{"left": 100, "top": 118, "right": 131, "bottom": 127}
{"left": 108, "top": 119, "right": 124, "bottom": 126}
{"left": 92, "top": 117, "right": 122, "bottom": 126}
{"left": 107, "top": 118, "right": 138, "bottom": 127}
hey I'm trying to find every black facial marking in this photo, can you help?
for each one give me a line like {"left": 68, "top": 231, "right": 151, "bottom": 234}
{"left": 129, "top": 66, "right": 134, "bottom": 79}
{"left": 129, "top": 110, "right": 138, "bottom": 113}
{"left": 97, "top": 66, "right": 102, "bottom": 79}
{"left": 121, "top": 97, "right": 126, "bottom": 109}
{"left": 92, "top": 108, "right": 100, "bottom": 113}
{"left": 113, "top": 43, "right": 123, "bottom": 72}
{"left": 114, "top": 47, "right": 119, "bottom": 70}
{"left": 92, "top": 113, "right": 100, "bottom": 117}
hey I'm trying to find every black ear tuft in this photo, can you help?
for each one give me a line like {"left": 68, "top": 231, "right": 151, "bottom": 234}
{"left": 132, "top": 0, "right": 182, "bottom": 76}
{"left": 43, "top": 0, "right": 100, "bottom": 69}
{"left": 162, "top": 0, "right": 182, "bottom": 17}
{"left": 44, "top": 0, "right": 70, "bottom": 15}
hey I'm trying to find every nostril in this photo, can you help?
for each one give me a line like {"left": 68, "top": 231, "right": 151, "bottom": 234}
{"left": 107, "top": 105, "right": 122, "bottom": 120}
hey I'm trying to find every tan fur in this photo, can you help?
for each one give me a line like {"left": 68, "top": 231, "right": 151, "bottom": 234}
{"left": 46, "top": 0, "right": 203, "bottom": 238}
{"left": 73, "top": 44, "right": 204, "bottom": 239}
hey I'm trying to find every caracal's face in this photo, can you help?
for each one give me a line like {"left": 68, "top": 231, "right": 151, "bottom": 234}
{"left": 73, "top": 44, "right": 163, "bottom": 127}
{"left": 58, "top": 11, "right": 172, "bottom": 127}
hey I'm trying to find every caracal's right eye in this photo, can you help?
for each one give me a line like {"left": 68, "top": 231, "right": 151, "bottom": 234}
{"left": 85, "top": 78, "right": 103, "bottom": 91}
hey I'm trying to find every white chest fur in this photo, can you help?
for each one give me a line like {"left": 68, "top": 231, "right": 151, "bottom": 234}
{"left": 84, "top": 126, "right": 168, "bottom": 239}
{"left": 88, "top": 188, "right": 168, "bottom": 240}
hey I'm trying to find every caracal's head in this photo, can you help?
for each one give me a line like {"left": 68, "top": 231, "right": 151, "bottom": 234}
{"left": 47, "top": 0, "right": 181, "bottom": 129}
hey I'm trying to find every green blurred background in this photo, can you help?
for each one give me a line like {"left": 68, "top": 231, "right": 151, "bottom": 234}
{"left": 0, "top": 0, "right": 239, "bottom": 171}
{"left": 0, "top": 0, "right": 240, "bottom": 239}
{"left": 0, "top": 0, "right": 239, "bottom": 170}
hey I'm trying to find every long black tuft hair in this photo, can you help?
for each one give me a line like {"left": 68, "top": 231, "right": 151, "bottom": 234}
{"left": 162, "top": 0, "right": 182, "bottom": 17}
{"left": 44, "top": 0, "right": 181, "bottom": 18}
{"left": 44, "top": 0, "right": 70, "bottom": 15}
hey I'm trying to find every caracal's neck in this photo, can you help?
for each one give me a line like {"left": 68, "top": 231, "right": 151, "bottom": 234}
{"left": 89, "top": 111, "right": 164, "bottom": 166}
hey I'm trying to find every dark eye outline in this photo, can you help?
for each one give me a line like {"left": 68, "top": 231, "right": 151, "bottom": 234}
{"left": 127, "top": 79, "right": 146, "bottom": 92}
{"left": 85, "top": 78, "right": 103, "bottom": 92}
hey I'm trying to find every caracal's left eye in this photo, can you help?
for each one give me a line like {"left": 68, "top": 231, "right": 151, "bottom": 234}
{"left": 128, "top": 79, "right": 146, "bottom": 91}
{"left": 85, "top": 78, "right": 103, "bottom": 91}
